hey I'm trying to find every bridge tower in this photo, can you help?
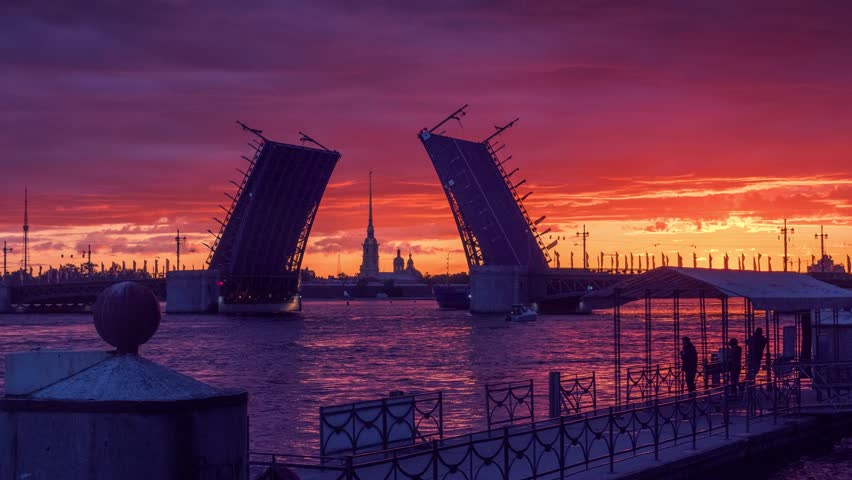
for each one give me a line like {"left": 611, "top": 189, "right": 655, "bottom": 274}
{"left": 418, "top": 106, "right": 553, "bottom": 272}
{"left": 418, "top": 107, "right": 565, "bottom": 313}
{"left": 418, "top": 107, "right": 626, "bottom": 314}
{"left": 204, "top": 122, "right": 340, "bottom": 313}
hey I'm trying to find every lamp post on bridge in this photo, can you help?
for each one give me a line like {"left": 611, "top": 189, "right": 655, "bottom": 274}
{"left": 779, "top": 219, "right": 794, "bottom": 272}
{"left": 2, "top": 241, "right": 12, "bottom": 279}
{"left": 175, "top": 229, "right": 187, "bottom": 272}
{"left": 815, "top": 225, "right": 828, "bottom": 272}
{"left": 576, "top": 225, "right": 589, "bottom": 269}
{"left": 81, "top": 244, "right": 92, "bottom": 277}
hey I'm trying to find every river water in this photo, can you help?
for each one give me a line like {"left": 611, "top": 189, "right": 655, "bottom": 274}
{"left": 0, "top": 300, "right": 846, "bottom": 477}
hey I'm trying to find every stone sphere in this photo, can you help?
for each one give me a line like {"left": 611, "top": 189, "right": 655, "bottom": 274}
{"left": 93, "top": 282, "right": 161, "bottom": 354}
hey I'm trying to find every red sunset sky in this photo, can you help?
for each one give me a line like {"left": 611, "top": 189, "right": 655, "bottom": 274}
{"left": 1, "top": 1, "right": 850, "bottom": 277}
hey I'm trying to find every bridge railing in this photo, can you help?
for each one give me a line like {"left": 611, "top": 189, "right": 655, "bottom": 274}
{"left": 206, "top": 136, "right": 265, "bottom": 267}
{"left": 484, "top": 141, "right": 552, "bottom": 265}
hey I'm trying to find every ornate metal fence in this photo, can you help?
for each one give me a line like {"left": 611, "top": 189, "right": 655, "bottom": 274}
{"left": 319, "top": 391, "right": 443, "bottom": 456}
{"left": 625, "top": 363, "right": 706, "bottom": 404}
{"left": 248, "top": 360, "right": 852, "bottom": 479}
{"left": 485, "top": 379, "right": 535, "bottom": 429}
{"left": 548, "top": 372, "right": 597, "bottom": 417}
{"left": 777, "top": 361, "right": 852, "bottom": 411}
{"left": 345, "top": 389, "right": 730, "bottom": 480}
{"left": 248, "top": 453, "right": 349, "bottom": 480}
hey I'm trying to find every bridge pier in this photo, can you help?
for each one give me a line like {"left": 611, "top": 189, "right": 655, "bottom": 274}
{"left": 470, "top": 267, "right": 628, "bottom": 314}
{"left": 0, "top": 285, "right": 10, "bottom": 313}
{"left": 469, "top": 266, "right": 529, "bottom": 314}
{"left": 165, "top": 270, "right": 220, "bottom": 314}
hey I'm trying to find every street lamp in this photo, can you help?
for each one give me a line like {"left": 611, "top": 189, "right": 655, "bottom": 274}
{"left": 175, "top": 229, "right": 187, "bottom": 272}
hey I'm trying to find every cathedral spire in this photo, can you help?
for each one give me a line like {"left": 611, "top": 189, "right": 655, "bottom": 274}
{"left": 367, "top": 170, "right": 373, "bottom": 235}
{"left": 360, "top": 170, "right": 379, "bottom": 276}
{"left": 23, "top": 187, "right": 29, "bottom": 272}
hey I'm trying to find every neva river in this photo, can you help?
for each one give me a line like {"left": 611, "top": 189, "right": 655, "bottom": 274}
{"left": 0, "top": 300, "right": 708, "bottom": 453}
{"left": 0, "top": 299, "right": 847, "bottom": 478}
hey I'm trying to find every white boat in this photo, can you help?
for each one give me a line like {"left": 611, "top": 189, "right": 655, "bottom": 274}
{"left": 506, "top": 304, "right": 537, "bottom": 322}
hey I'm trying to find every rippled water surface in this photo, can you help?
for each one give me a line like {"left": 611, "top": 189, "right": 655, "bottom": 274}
{"left": 0, "top": 298, "right": 791, "bottom": 455}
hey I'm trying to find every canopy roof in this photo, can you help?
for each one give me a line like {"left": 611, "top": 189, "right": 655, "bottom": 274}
{"left": 585, "top": 267, "right": 852, "bottom": 311}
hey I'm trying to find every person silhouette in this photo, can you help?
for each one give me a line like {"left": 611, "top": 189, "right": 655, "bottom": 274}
{"left": 728, "top": 338, "right": 742, "bottom": 394}
{"left": 746, "top": 328, "right": 767, "bottom": 382}
{"left": 681, "top": 337, "right": 698, "bottom": 393}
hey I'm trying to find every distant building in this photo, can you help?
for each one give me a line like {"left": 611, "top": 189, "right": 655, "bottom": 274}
{"left": 358, "top": 173, "right": 422, "bottom": 283}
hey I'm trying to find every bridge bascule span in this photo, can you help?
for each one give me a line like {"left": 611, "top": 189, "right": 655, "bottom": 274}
{"left": 196, "top": 123, "right": 340, "bottom": 314}
{"left": 418, "top": 106, "right": 624, "bottom": 313}
{"left": 2, "top": 123, "right": 340, "bottom": 315}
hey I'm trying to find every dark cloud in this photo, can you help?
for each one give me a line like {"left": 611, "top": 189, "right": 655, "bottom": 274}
{"left": 1, "top": 0, "right": 851, "bottom": 273}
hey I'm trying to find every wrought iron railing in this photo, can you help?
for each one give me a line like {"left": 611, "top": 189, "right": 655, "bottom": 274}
{"left": 625, "top": 363, "right": 682, "bottom": 404}
{"left": 549, "top": 372, "right": 597, "bottom": 417}
{"left": 343, "top": 389, "right": 730, "bottom": 479}
{"left": 319, "top": 391, "right": 443, "bottom": 457}
{"left": 249, "top": 453, "right": 348, "bottom": 480}
{"left": 249, "top": 361, "right": 852, "bottom": 479}
{"left": 485, "top": 379, "right": 535, "bottom": 429}
{"left": 778, "top": 361, "right": 852, "bottom": 411}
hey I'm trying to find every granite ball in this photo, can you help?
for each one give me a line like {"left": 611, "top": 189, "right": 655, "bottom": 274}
{"left": 93, "top": 282, "right": 161, "bottom": 354}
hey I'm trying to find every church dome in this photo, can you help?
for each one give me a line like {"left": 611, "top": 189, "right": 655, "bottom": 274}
{"left": 393, "top": 248, "right": 404, "bottom": 273}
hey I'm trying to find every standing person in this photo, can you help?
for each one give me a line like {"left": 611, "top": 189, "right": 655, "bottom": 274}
{"left": 728, "top": 338, "right": 742, "bottom": 394}
{"left": 746, "top": 328, "right": 768, "bottom": 382}
{"left": 681, "top": 337, "right": 698, "bottom": 393}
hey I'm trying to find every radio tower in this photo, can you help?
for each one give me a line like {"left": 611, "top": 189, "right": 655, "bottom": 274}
{"left": 22, "top": 188, "right": 29, "bottom": 272}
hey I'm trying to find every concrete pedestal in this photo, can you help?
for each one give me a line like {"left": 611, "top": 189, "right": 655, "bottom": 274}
{"left": 166, "top": 269, "right": 220, "bottom": 313}
{"left": 1, "top": 352, "right": 248, "bottom": 480}
{"left": 469, "top": 265, "right": 529, "bottom": 314}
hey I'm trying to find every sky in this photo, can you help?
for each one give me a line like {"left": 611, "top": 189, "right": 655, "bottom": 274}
{"left": 1, "top": 0, "right": 851, "bottom": 277}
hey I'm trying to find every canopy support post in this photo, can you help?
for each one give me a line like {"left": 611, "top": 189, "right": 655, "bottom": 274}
{"left": 765, "top": 309, "right": 772, "bottom": 385}
{"left": 699, "top": 292, "right": 708, "bottom": 389}
{"left": 721, "top": 296, "right": 729, "bottom": 391}
{"left": 644, "top": 291, "right": 652, "bottom": 375}
{"left": 613, "top": 289, "right": 622, "bottom": 406}
{"left": 673, "top": 290, "right": 681, "bottom": 394}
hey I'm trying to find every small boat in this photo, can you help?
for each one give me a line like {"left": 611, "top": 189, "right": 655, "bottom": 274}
{"left": 506, "top": 304, "right": 537, "bottom": 322}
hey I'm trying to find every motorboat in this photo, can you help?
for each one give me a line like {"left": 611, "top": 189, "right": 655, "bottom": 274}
{"left": 506, "top": 304, "right": 537, "bottom": 322}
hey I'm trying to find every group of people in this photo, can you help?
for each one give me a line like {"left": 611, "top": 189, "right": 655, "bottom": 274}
{"left": 679, "top": 329, "right": 769, "bottom": 394}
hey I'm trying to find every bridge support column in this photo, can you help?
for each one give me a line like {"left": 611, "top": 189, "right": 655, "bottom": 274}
{"left": 0, "top": 285, "right": 10, "bottom": 313}
{"left": 469, "top": 266, "right": 529, "bottom": 314}
{"left": 166, "top": 270, "right": 220, "bottom": 314}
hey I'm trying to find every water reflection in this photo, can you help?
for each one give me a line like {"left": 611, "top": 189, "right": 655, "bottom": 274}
{"left": 0, "top": 297, "right": 791, "bottom": 454}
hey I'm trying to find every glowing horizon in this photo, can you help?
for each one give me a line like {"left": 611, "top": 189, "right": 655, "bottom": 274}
{"left": 1, "top": 1, "right": 851, "bottom": 277}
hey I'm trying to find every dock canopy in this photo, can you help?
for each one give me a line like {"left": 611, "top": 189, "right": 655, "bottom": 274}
{"left": 585, "top": 267, "right": 852, "bottom": 311}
